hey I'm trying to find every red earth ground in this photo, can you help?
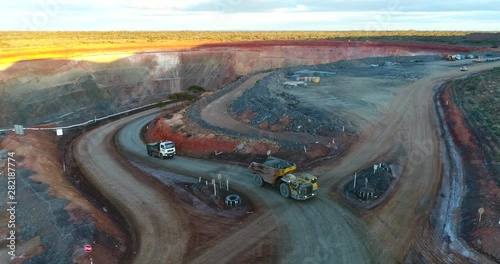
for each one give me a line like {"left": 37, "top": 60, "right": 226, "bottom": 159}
{"left": 144, "top": 106, "right": 334, "bottom": 168}
{"left": 440, "top": 83, "right": 500, "bottom": 261}
{"left": 144, "top": 104, "right": 281, "bottom": 162}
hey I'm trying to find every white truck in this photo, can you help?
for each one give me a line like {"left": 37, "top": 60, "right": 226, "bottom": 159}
{"left": 146, "top": 141, "right": 176, "bottom": 159}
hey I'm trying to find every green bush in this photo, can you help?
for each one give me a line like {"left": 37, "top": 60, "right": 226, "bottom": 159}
{"left": 168, "top": 92, "right": 194, "bottom": 101}
{"left": 156, "top": 101, "right": 167, "bottom": 109}
{"left": 187, "top": 85, "right": 206, "bottom": 93}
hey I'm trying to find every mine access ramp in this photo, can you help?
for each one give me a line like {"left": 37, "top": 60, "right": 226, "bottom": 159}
{"left": 248, "top": 157, "right": 318, "bottom": 200}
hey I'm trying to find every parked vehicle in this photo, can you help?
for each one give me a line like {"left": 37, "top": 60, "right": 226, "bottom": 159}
{"left": 460, "top": 66, "right": 468, "bottom": 71}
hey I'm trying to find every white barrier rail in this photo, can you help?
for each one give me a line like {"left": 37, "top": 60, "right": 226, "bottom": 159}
{"left": 0, "top": 99, "right": 173, "bottom": 133}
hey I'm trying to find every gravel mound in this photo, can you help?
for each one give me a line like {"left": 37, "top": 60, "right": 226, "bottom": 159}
{"left": 231, "top": 55, "right": 441, "bottom": 137}
{"left": 263, "top": 158, "right": 295, "bottom": 169}
{"left": 187, "top": 71, "right": 303, "bottom": 149}
{"left": 231, "top": 71, "right": 347, "bottom": 137}
{"left": 345, "top": 163, "right": 394, "bottom": 201}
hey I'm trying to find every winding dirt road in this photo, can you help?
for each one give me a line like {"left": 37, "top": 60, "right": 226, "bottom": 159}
{"left": 74, "top": 109, "right": 190, "bottom": 264}
{"left": 317, "top": 60, "right": 500, "bottom": 262}
{"left": 73, "top": 59, "right": 500, "bottom": 263}
{"left": 113, "top": 106, "right": 375, "bottom": 263}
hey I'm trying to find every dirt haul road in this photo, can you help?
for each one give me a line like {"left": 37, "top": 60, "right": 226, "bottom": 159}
{"left": 113, "top": 108, "right": 376, "bottom": 263}
{"left": 316, "top": 60, "right": 500, "bottom": 262}
{"left": 73, "top": 108, "right": 190, "bottom": 264}
{"left": 73, "top": 60, "right": 500, "bottom": 263}
{"left": 197, "top": 59, "right": 500, "bottom": 262}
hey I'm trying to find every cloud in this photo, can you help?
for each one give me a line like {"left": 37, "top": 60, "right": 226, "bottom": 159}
{"left": 273, "top": 4, "right": 308, "bottom": 13}
{"left": 1, "top": 0, "right": 499, "bottom": 31}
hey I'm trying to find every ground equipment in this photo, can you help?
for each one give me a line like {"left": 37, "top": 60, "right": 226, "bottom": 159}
{"left": 248, "top": 157, "right": 318, "bottom": 200}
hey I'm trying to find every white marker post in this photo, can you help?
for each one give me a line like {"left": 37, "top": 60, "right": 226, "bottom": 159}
{"left": 478, "top": 208, "right": 484, "bottom": 223}
{"left": 212, "top": 179, "right": 216, "bottom": 196}
{"left": 218, "top": 174, "right": 222, "bottom": 189}
{"left": 199, "top": 177, "right": 201, "bottom": 182}
{"left": 353, "top": 173, "right": 357, "bottom": 189}
{"left": 226, "top": 180, "right": 229, "bottom": 191}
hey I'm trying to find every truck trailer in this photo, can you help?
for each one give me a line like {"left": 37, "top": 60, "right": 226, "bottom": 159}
{"left": 248, "top": 157, "right": 318, "bottom": 200}
{"left": 146, "top": 141, "right": 176, "bottom": 159}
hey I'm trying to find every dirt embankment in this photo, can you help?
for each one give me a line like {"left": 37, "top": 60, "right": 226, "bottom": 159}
{"left": 0, "top": 40, "right": 483, "bottom": 129}
{"left": 0, "top": 130, "right": 127, "bottom": 264}
{"left": 144, "top": 105, "right": 280, "bottom": 165}
{"left": 440, "top": 82, "right": 500, "bottom": 262}
{"left": 144, "top": 75, "right": 337, "bottom": 168}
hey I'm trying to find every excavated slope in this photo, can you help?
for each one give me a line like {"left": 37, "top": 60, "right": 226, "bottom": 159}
{"left": 0, "top": 41, "right": 476, "bottom": 127}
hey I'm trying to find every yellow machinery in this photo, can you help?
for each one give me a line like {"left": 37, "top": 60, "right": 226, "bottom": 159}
{"left": 248, "top": 157, "right": 318, "bottom": 200}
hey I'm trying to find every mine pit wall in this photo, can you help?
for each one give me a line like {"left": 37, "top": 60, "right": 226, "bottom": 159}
{"left": 0, "top": 51, "right": 235, "bottom": 127}
{"left": 0, "top": 42, "right": 472, "bottom": 127}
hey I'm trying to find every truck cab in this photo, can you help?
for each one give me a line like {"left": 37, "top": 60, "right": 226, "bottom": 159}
{"left": 281, "top": 173, "right": 318, "bottom": 200}
{"left": 147, "top": 141, "right": 176, "bottom": 159}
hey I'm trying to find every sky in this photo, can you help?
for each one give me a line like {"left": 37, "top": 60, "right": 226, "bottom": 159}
{"left": 1, "top": 0, "right": 499, "bottom": 31}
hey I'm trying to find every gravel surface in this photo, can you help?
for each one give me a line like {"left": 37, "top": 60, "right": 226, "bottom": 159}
{"left": 188, "top": 72, "right": 304, "bottom": 149}
{"left": 231, "top": 55, "right": 442, "bottom": 136}
{"left": 231, "top": 71, "right": 348, "bottom": 137}
{"left": 0, "top": 169, "right": 95, "bottom": 264}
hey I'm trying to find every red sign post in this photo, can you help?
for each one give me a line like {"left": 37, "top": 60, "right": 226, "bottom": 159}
{"left": 85, "top": 245, "right": 92, "bottom": 253}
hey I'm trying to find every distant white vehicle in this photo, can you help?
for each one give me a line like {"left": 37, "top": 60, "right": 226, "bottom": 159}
{"left": 283, "top": 81, "right": 307, "bottom": 87}
{"left": 460, "top": 66, "right": 468, "bottom": 71}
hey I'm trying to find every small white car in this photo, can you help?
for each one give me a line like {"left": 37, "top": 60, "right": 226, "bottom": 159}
{"left": 460, "top": 66, "right": 468, "bottom": 71}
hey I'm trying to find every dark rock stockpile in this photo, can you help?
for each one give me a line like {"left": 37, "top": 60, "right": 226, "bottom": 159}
{"left": 230, "top": 72, "right": 348, "bottom": 138}
{"left": 230, "top": 55, "right": 441, "bottom": 138}
{"left": 345, "top": 163, "right": 394, "bottom": 201}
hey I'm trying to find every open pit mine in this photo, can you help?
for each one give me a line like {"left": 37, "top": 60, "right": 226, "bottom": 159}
{"left": 1, "top": 40, "right": 499, "bottom": 264}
